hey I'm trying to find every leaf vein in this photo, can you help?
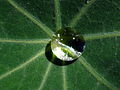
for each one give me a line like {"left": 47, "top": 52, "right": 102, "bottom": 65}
{"left": 79, "top": 56, "right": 119, "bottom": 90}
{"left": 69, "top": 0, "right": 96, "bottom": 27}
{"left": 84, "top": 31, "right": 120, "bottom": 41}
{"left": 0, "top": 38, "right": 50, "bottom": 44}
{"left": 54, "top": 0, "right": 62, "bottom": 30}
{"left": 8, "top": 0, "right": 54, "bottom": 38}
{"left": 38, "top": 63, "right": 52, "bottom": 90}
{"left": 107, "top": 0, "right": 120, "bottom": 10}
{"left": 62, "top": 66, "right": 67, "bottom": 90}
{"left": 0, "top": 49, "right": 44, "bottom": 80}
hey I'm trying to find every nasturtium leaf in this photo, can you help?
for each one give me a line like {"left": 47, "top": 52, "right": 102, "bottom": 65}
{"left": 0, "top": 0, "right": 120, "bottom": 90}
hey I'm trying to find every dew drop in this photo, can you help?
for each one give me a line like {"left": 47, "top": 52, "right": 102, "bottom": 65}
{"left": 85, "top": 0, "right": 91, "bottom": 4}
{"left": 45, "top": 27, "right": 85, "bottom": 66}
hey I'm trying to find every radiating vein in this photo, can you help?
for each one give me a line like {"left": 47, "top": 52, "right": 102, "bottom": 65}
{"left": 0, "top": 38, "right": 50, "bottom": 44}
{"left": 38, "top": 63, "right": 52, "bottom": 90}
{"left": 69, "top": 0, "right": 96, "bottom": 27}
{"left": 107, "top": 0, "right": 120, "bottom": 10}
{"left": 62, "top": 66, "right": 67, "bottom": 90}
{"left": 54, "top": 0, "right": 62, "bottom": 30}
{"left": 79, "top": 56, "right": 119, "bottom": 90}
{"left": 84, "top": 31, "right": 120, "bottom": 41}
{"left": 8, "top": 0, "right": 54, "bottom": 38}
{"left": 0, "top": 49, "right": 44, "bottom": 80}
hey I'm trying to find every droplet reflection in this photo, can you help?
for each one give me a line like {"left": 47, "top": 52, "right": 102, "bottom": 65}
{"left": 45, "top": 27, "right": 85, "bottom": 66}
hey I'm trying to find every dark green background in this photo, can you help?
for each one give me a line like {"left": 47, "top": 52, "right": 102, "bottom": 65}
{"left": 0, "top": 0, "right": 120, "bottom": 90}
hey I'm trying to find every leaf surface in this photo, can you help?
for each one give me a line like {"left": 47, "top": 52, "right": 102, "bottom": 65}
{"left": 0, "top": 0, "right": 120, "bottom": 90}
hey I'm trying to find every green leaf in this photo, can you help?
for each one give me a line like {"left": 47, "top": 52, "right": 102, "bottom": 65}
{"left": 0, "top": 0, "right": 120, "bottom": 90}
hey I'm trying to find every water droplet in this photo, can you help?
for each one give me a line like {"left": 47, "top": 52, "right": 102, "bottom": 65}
{"left": 45, "top": 27, "right": 85, "bottom": 66}
{"left": 85, "top": 0, "right": 91, "bottom": 4}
